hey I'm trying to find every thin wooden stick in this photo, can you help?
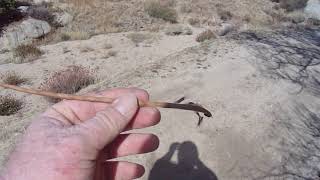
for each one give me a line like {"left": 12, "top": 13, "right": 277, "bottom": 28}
{"left": 0, "top": 83, "right": 212, "bottom": 117}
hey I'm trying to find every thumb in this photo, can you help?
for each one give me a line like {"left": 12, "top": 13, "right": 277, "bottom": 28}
{"left": 77, "top": 94, "right": 138, "bottom": 150}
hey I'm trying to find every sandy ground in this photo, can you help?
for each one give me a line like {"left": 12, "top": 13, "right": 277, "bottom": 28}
{"left": 1, "top": 27, "right": 320, "bottom": 179}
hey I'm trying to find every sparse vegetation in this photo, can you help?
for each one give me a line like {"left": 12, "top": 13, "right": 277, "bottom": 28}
{"left": 196, "top": 30, "right": 216, "bottom": 42}
{"left": 145, "top": 0, "right": 178, "bottom": 23}
{"left": 1, "top": 71, "right": 27, "bottom": 85}
{"left": 40, "top": 65, "right": 95, "bottom": 102}
{"left": 13, "top": 44, "right": 43, "bottom": 63}
{"left": 0, "top": 95, "right": 23, "bottom": 116}
{"left": 60, "top": 31, "right": 91, "bottom": 41}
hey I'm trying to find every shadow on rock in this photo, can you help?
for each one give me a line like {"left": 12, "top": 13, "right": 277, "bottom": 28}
{"left": 254, "top": 103, "right": 320, "bottom": 179}
{"left": 149, "top": 141, "right": 218, "bottom": 180}
{"left": 234, "top": 27, "right": 320, "bottom": 96}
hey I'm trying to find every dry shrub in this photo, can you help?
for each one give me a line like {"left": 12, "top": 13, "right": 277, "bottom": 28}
{"left": 13, "top": 44, "right": 43, "bottom": 63}
{"left": 60, "top": 31, "right": 91, "bottom": 41}
{"left": 196, "top": 30, "right": 216, "bottom": 42}
{"left": 1, "top": 71, "right": 27, "bottom": 85}
{"left": 40, "top": 65, "right": 95, "bottom": 102}
{"left": 145, "top": 0, "right": 178, "bottom": 23}
{"left": 0, "top": 95, "right": 23, "bottom": 116}
{"left": 278, "top": 0, "right": 308, "bottom": 11}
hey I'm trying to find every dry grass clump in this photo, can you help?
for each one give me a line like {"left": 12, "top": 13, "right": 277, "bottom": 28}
{"left": 0, "top": 95, "right": 23, "bottom": 116}
{"left": 1, "top": 71, "right": 27, "bottom": 85}
{"left": 145, "top": 0, "right": 178, "bottom": 23}
{"left": 13, "top": 44, "right": 43, "bottom": 63}
{"left": 40, "top": 65, "right": 95, "bottom": 102}
{"left": 278, "top": 0, "right": 308, "bottom": 11}
{"left": 60, "top": 31, "right": 91, "bottom": 41}
{"left": 196, "top": 30, "right": 216, "bottom": 42}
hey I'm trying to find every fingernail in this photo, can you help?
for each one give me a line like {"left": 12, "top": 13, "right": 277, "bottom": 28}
{"left": 112, "top": 94, "right": 138, "bottom": 119}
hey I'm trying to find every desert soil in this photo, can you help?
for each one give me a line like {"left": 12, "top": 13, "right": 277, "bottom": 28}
{"left": 0, "top": 26, "right": 320, "bottom": 179}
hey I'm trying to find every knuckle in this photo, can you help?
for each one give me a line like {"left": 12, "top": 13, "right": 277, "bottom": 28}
{"left": 95, "top": 108, "right": 123, "bottom": 133}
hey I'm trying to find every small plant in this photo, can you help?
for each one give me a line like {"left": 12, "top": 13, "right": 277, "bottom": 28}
{"left": 60, "top": 31, "right": 91, "bottom": 41}
{"left": 145, "top": 1, "right": 178, "bottom": 23}
{"left": 196, "top": 30, "right": 216, "bottom": 42}
{"left": 1, "top": 71, "right": 27, "bottom": 85}
{"left": 0, "top": 95, "right": 23, "bottom": 116}
{"left": 40, "top": 65, "right": 95, "bottom": 102}
{"left": 13, "top": 44, "right": 43, "bottom": 63}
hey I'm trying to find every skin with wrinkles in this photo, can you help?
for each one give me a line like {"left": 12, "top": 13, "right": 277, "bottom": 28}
{"left": 0, "top": 88, "right": 161, "bottom": 180}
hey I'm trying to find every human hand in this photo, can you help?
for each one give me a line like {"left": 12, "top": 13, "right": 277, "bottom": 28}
{"left": 1, "top": 88, "right": 161, "bottom": 180}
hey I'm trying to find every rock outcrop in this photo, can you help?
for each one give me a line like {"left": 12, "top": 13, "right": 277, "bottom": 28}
{"left": 0, "top": 18, "right": 51, "bottom": 50}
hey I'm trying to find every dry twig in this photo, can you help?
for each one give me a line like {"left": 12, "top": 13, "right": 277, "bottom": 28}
{"left": 0, "top": 83, "right": 212, "bottom": 117}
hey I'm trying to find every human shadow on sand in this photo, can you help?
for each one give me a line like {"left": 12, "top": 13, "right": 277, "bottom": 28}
{"left": 149, "top": 141, "right": 218, "bottom": 180}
